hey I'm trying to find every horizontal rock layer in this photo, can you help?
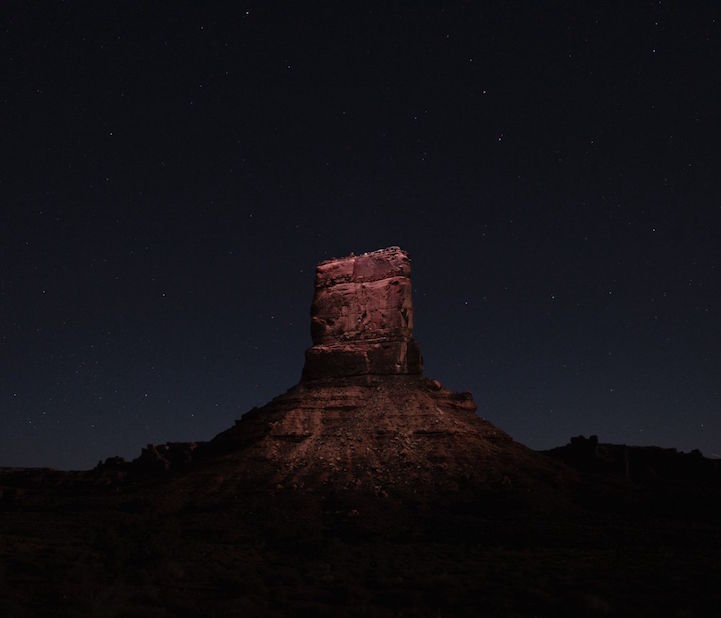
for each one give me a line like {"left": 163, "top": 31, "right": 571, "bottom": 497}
{"left": 303, "top": 340, "right": 422, "bottom": 379}
{"left": 314, "top": 246, "right": 411, "bottom": 289}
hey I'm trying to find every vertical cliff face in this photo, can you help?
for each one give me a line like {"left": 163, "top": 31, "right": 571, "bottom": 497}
{"left": 302, "top": 247, "right": 423, "bottom": 380}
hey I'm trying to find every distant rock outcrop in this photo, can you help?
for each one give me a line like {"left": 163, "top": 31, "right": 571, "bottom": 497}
{"left": 547, "top": 435, "right": 721, "bottom": 482}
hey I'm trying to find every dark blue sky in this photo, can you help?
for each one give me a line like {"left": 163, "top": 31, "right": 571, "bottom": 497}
{"left": 2, "top": 2, "right": 720, "bottom": 468}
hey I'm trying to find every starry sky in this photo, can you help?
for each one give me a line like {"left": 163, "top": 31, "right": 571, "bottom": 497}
{"left": 3, "top": 3, "right": 720, "bottom": 469}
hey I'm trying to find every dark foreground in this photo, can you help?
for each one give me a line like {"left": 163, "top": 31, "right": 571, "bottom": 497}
{"left": 2, "top": 444, "right": 720, "bottom": 618}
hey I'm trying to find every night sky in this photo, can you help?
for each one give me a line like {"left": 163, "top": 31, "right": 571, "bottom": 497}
{"left": 3, "top": 3, "right": 720, "bottom": 469}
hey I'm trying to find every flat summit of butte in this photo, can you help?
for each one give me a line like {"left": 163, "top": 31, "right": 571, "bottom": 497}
{"left": 176, "top": 246, "right": 565, "bottom": 495}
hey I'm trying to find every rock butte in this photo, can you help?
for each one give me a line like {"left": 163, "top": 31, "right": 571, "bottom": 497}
{"left": 302, "top": 246, "right": 423, "bottom": 380}
{"left": 192, "top": 246, "right": 564, "bottom": 495}
{"left": 106, "top": 246, "right": 566, "bottom": 495}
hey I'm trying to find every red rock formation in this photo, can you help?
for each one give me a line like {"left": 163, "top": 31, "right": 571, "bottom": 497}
{"left": 95, "top": 247, "right": 569, "bottom": 498}
{"left": 302, "top": 247, "right": 423, "bottom": 380}
{"left": 195, "top": 246, "right": 570, "bottom": 496}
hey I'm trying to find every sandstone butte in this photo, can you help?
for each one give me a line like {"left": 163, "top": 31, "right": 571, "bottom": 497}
{"left": 302, "top": 247, "right": 423, "bottom": 380}
{"left": 140, "top": 246, "right": 567, "bottom": 500}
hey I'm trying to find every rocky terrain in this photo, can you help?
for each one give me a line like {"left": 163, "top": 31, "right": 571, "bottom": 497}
{"left": 1, "top": 247, "right": 719, "bottom": 616}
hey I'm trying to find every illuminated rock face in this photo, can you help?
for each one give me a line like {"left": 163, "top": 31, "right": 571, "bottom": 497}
{"left": 302, "top": 247, "right": 423, "bottom": 380}
{"left": 202, "top": 245, "right": 563, "bottom": 496}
